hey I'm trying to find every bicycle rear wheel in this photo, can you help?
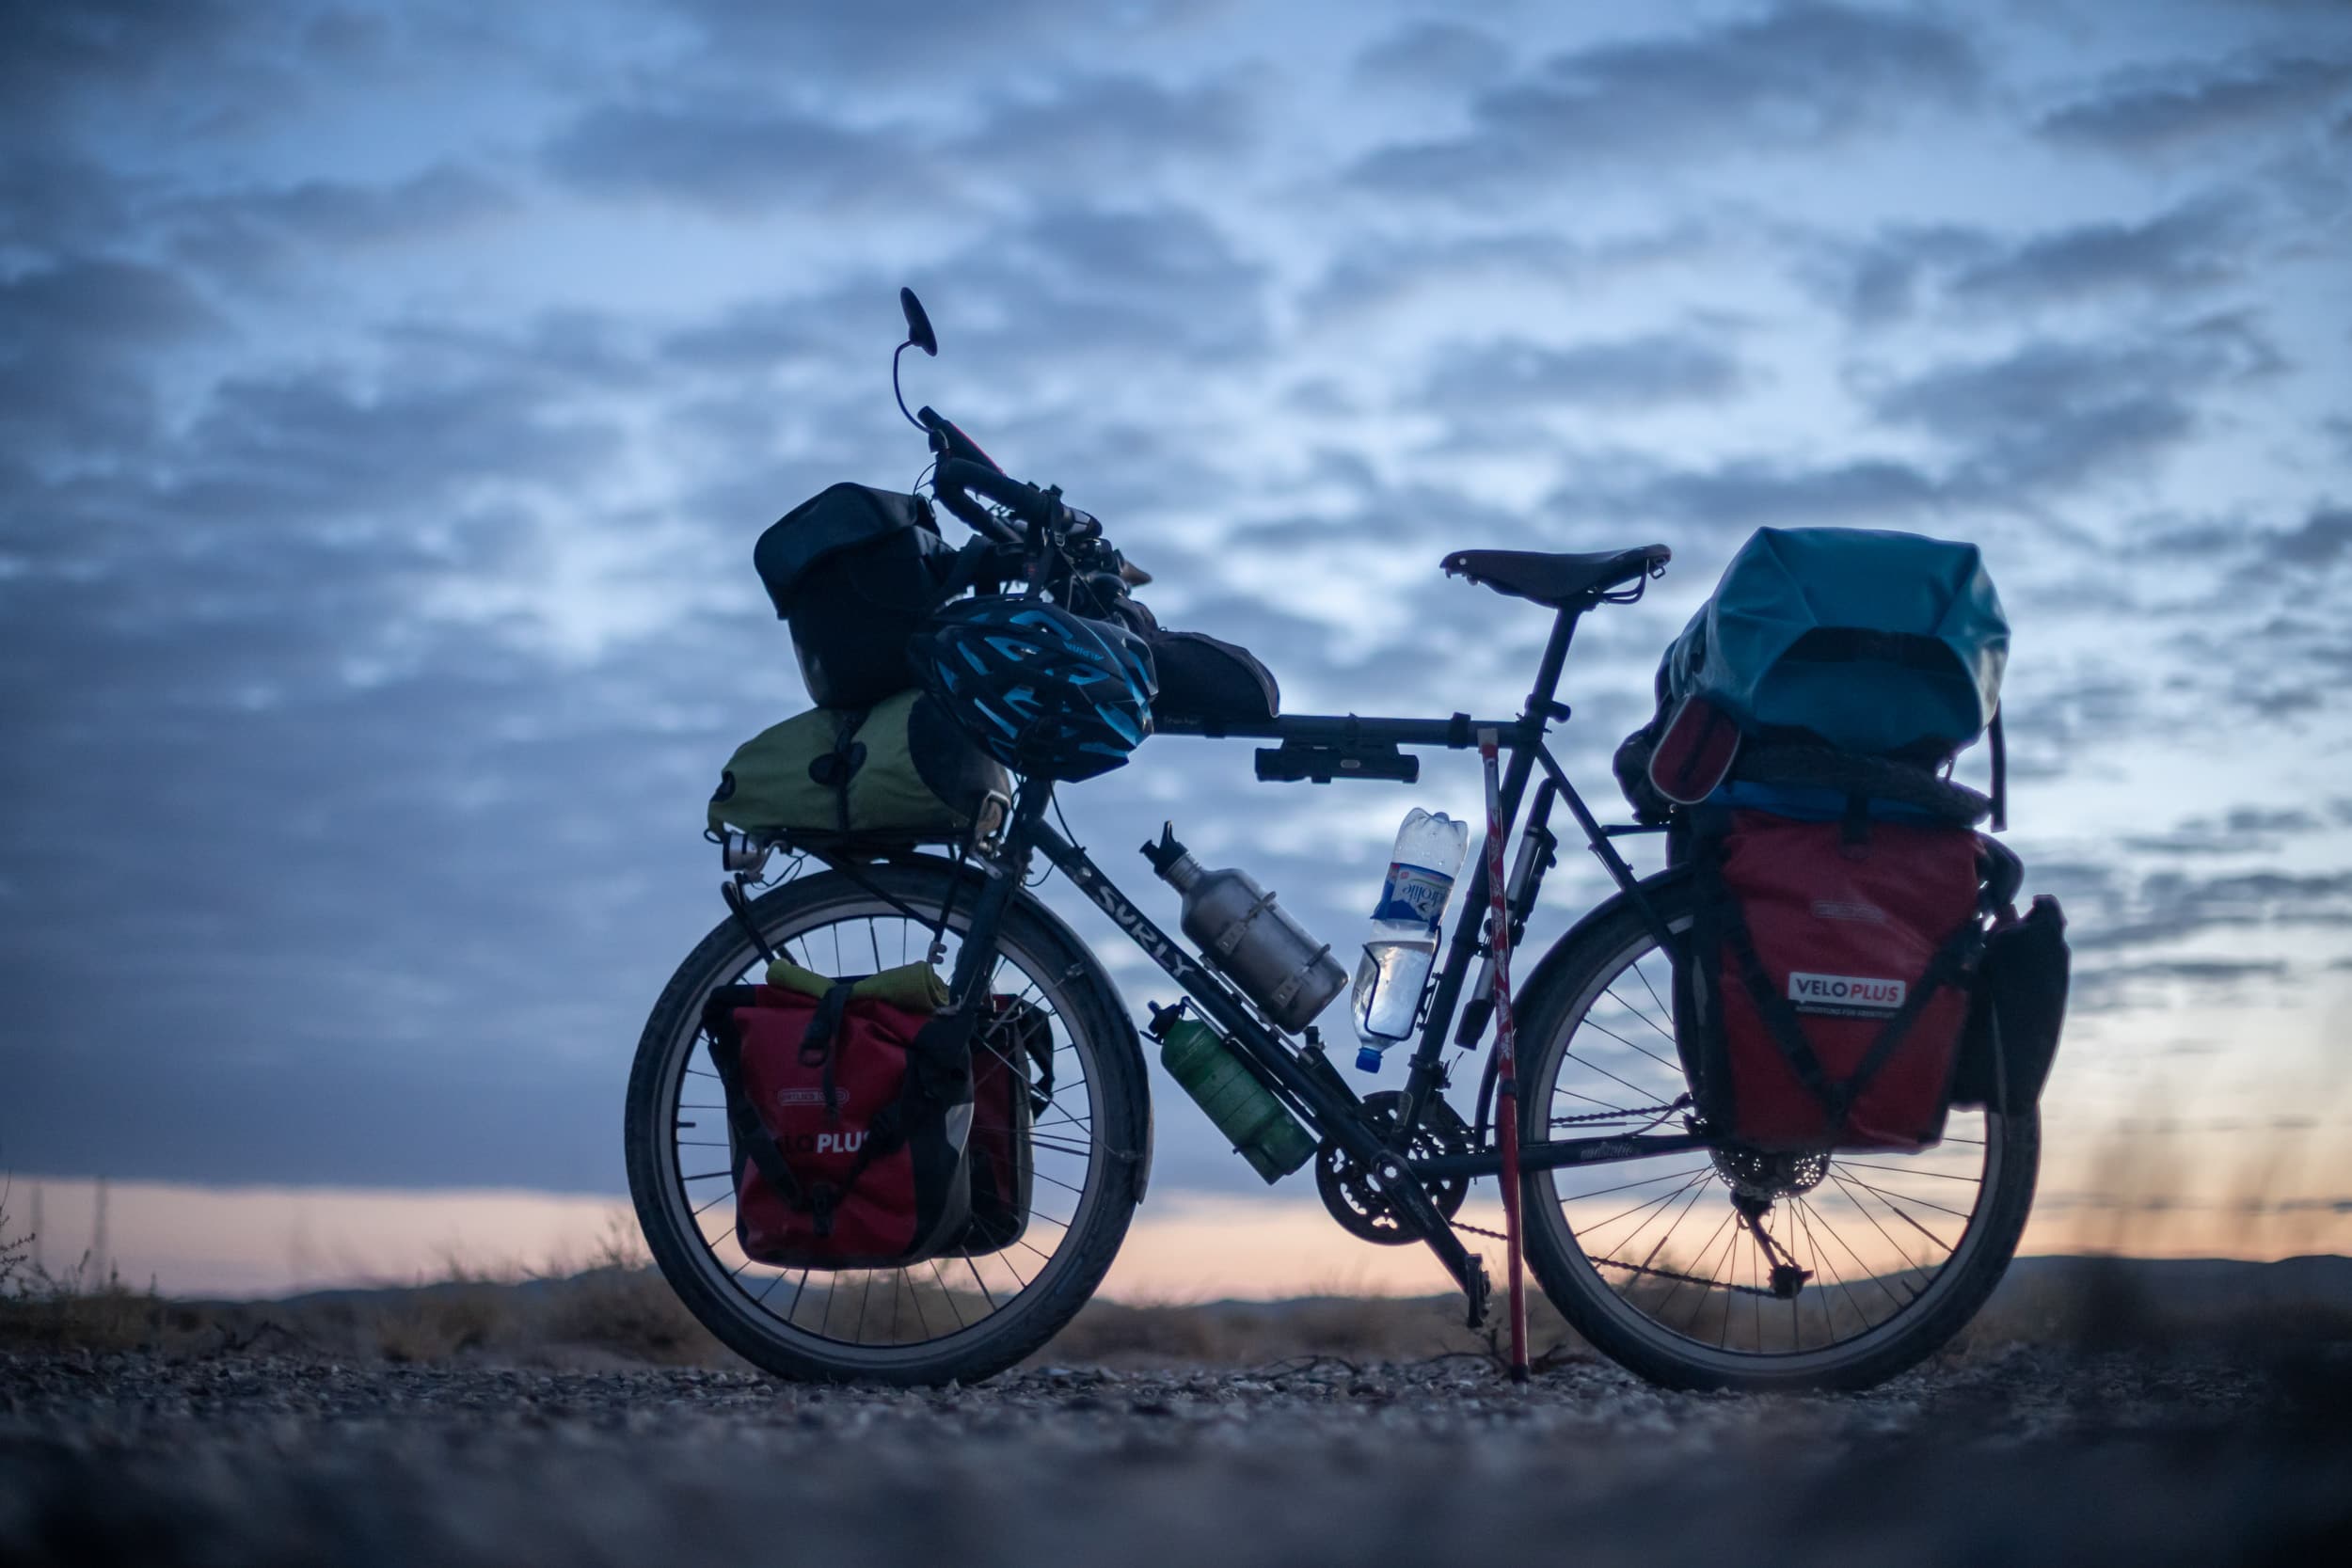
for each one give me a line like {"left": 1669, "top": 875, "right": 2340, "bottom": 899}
{"left": 1516, "top": 873, "right": 2039, "bottom": 1392}
{"left": 625, "top": 860, "right": 1150, "bottom": 1386}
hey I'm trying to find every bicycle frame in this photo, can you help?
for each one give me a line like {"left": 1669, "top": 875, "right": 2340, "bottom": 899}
{"left": 898, "top": 593, "right": 1710, "bottom": 1319}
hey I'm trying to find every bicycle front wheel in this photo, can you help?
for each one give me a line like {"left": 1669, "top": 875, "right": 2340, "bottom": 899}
{"left": 1517, "top": 873, "right": 2040, "bottom": 1392}
{"left": 625, "top": 859, "right": 1150, "bottom": 1386}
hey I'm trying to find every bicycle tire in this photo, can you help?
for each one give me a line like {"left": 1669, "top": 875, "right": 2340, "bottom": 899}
{"left": 625, "top": 860, "right": 1150, "bottom": 1386}
{"left": 1516, "top": 872, "right": 2040, "bottom": 1392}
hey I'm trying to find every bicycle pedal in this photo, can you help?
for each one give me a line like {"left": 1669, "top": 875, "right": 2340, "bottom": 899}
{"left": 1464, "top": 1256, "right": 1492, "bottom": 1329}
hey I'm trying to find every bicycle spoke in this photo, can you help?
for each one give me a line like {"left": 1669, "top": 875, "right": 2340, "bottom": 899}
{"left": 1592, "top": 990, "right": 1684, "bottom": 1070}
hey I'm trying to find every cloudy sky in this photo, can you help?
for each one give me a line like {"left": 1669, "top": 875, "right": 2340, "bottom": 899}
{"left": 4, "top": 0, "right": 2349, "bottom": 1293}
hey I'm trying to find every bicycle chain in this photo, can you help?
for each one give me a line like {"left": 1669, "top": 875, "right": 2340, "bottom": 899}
{"left": 1448, "top": 1094, "right": 1787, "bottom": 1297}
{"left": 1448, "top": 1095, "right": 1689, "bottom": 1246}
{"left": 1549, "top": 1095, "right": 1690, "bottom": 1128}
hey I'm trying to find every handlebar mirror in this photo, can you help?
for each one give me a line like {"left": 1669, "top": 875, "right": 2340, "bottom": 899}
{"left": 899, "top": 287, "right": 938, "bottom": 356}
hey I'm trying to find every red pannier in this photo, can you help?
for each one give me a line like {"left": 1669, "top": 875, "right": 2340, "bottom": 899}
{"left": 702, "top": 983, "right": 974, "bottom": 1269}
{"left": 1683, "top": 808, "right": 1985, "bottom": 1151}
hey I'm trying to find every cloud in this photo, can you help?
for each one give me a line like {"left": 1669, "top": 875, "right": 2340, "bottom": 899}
{"left": 1352, "top": 3, "right": 1979, "bottom": 196}
{"left": 0, "top": 150, "right": 139, "bottom": 251}
{"left": 1866, "top": 317, "right": 2280, "bottom": 496}
{"left": 0, "top": 255, "right": 224, "bottom": 452}
{"left": 2122, "top": 805, "right": 2330, "bottom": 856}
{"left": 0, "top": 0, "right": 245, "bottom": 136}
{"left": 2266, "top": 504, "right": 2352, "bottom": 568}
{"left": 1307, "top": 225, "right": 1714, "bottom": 320}
{"left": 1947, "top": 198, "right": 2249, "bottom": 308}
{"left": 544, "top": 66, "right": 1257, "bottom": 219}
{"left": 648, "top": 0, "right": 1225, "bottom": 87}
{"left": 2041, "top": 53, "right": 2352, "bottom": 157}
{"left": 1591, "top": 456, "right": 1946, "bottom": 535}
{"left": 1816, "top": 197, "right": 2251, "bottom": 325}
{"left": 958, "top": 72, "right": 1260, "bottom": 179}
{"left": 183, "top": 163, "right": 514, "bottom": 250}
{"left": 0, "top": 312, "right": 768, "bottom": 1190}
{"left": 1420, "top": 330, "right": 1745, "bottom": 415}
{"left": 1351, "top": 20, "right": 1511, "bottom": 94}
{"left": 936, "top": 202, "right": 1274, "bottom": 369}
{"left": 2070, "top": 868, "right": 2352, "bottom": 955}
{"left": 543, "top": 101, "right": 933, "bottom": 215}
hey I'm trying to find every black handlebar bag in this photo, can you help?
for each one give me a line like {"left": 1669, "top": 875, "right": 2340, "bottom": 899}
{"left": 1148, "top": 630, "right": 1279, "bottom": 733}
{"left": 702, "top": 983, "right": 975, "bottom": 1269}
{"left": 1679, "top": 806, "right": 1985, "bottom": 1152}
{"left": 755, "top": 484, "right": 957, "bottom": 708}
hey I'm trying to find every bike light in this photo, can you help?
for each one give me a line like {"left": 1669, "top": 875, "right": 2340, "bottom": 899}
{"left": 720, "top": 831, "right": 772, "bottom": 877}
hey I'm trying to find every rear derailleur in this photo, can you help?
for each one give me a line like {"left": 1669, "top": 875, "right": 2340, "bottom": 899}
{"left": 1712, "top": 1146, "right": 1820, "bottom": 1301}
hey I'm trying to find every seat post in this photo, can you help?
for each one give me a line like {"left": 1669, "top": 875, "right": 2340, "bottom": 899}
{"left": 1522, "top": 605, "right": 1582, "bottom": 723}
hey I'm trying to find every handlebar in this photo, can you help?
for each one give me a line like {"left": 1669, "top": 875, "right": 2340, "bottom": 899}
{"left": 936, "top": 458, "right": 1061, "bottom": 534}
{"left": 918, "top": 404, "right": 1148, "bottom": 596}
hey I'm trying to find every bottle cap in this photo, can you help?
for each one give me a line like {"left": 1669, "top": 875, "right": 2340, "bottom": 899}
{"left": 1355, "top": 1046, "right": 1384, "bottom": 1072}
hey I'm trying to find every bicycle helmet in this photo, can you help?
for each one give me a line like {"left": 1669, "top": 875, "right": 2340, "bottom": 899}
{"left": 914, "top": 597, "right": 1157, "bottom": 782}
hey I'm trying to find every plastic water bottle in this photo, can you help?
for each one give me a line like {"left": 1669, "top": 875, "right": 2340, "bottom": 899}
{"left": 1351, "top": 809, "right": 1470, "bottom": 1070}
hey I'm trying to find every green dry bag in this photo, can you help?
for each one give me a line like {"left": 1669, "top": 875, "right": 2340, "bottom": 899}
{"left": 707, "top": 689, "right": 1009, "bottom": 846}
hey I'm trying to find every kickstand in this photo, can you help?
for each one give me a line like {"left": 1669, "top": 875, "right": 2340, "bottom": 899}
{"left": 1478, "top": 730, "right": 1531, "bottom": 1385}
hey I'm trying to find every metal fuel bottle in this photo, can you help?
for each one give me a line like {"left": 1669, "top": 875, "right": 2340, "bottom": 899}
{"left": 1141, "top": 823, "right": 1346, "bottom": 1033}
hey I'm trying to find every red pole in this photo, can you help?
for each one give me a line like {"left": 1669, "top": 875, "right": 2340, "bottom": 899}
{"left": 1480, "top": 729, "right": 1530, "bottom": 1384}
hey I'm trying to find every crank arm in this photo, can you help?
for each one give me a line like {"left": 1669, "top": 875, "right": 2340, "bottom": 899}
{"left": 1366, "top": 1157, "right": 1489, "bottom": 1326}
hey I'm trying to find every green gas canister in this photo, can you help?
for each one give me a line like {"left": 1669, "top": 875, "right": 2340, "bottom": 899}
{"left": 1149, "top": 1002, "right": 1317, "bottom": 1183}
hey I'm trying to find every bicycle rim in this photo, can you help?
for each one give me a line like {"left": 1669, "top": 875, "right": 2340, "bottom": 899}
{"left": 634, "top": 873, "right": 1117, "bottom": 1371}
{"left": 1522, "top": 892, "right": 2032, "bottom": 1386}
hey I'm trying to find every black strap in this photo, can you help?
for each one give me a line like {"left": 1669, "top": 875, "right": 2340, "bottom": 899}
{"left": 1988, "top": 707, "right": 2007, "bottom": 832}
{"left": 1781, "top": 627, "right": 1955, "bottom": 672}
{"left": 808, "top": 711, "right": 870, "bottom": 833}
{"left": 1833, "top": 921, "right": 1982, "bottom": 1116}
{"left": 1714, "top": 869, "right": 1982, "bottom": 1135}
{"left": 799, "top": 981, "right": 857, "bottom": 1122}
{"left": 937, "top": 535, "right": 1000, "bottom": 602}
{"left": 703, "top": 1006, "right": 809, "bottom": 1213}
{"left": 985, "top": 999, "right": 1057, "bottom": 1116}
{"left": 1839, "top": 791, "right": 1871, "bottom": 852}
{"left": 1719, "top": 901, "right": 1847, "bottom": 1117}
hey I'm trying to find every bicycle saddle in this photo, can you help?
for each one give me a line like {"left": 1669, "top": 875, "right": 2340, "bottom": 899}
{"left": 1440, "top": 545, "right": 1671, "bottom": 608}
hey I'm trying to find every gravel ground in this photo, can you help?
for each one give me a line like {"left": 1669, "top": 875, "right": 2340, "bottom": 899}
{"left": 4, "top": 1347, "right": 2348, "bottom": 1567}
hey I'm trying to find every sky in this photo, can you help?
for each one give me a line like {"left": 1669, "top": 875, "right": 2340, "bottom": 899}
{"left": 3, "top": 0, "right": 2350, "bottom": 1296}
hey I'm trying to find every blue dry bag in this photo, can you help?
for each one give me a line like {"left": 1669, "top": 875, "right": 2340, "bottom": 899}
{"left": 1663, "top": 527, "right": 2008, "bottom": 760}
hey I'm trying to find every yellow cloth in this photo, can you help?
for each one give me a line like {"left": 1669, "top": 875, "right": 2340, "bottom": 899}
{"left": 763, "top": 957, "right": 947, "bottom": 1014}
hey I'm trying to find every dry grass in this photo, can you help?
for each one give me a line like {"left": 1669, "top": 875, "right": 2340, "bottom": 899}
{"left": 7, "top": 1164, "right": 2347, "bottom": 1373}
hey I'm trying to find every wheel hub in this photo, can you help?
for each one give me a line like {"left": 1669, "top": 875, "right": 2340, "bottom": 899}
{"left": 1710, "top": 1145, "right": 1829, "bottom": 1201}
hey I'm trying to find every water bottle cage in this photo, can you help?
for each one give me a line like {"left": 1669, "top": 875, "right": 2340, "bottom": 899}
{"left": 1214, "top": 892, "right": 1279, "bottom": 958}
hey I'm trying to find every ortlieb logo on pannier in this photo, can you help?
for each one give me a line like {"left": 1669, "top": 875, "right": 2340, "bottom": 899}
{"left": 1684, "top": 807, "right": 1985, "bottom": 1151}
{"left": 702, "top": 976, "right": 976, "bottom": 1270}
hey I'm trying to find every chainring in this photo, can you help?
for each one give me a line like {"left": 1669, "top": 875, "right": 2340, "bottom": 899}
{"left": 1314, "top": 1090, "right": 1472, "bottom": 1245}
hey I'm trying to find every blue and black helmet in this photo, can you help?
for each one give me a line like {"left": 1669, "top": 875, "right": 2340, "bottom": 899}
{"left": 914, "top": 596, "right": 1157, "bottom": 783}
